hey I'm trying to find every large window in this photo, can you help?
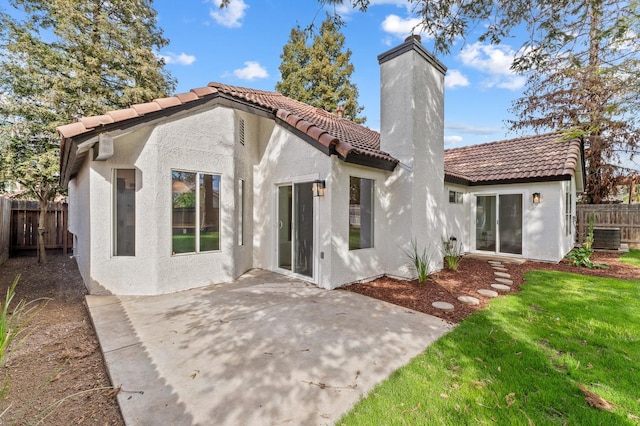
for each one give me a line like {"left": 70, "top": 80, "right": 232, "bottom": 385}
{"left": 349, "top": 177, "right": 374, "bottom": 250}
{"left": 172, "top": 170, "right": 220, "bottom": 254}
{"left": 114, "top": 169, "right": 136, "bottom": 256}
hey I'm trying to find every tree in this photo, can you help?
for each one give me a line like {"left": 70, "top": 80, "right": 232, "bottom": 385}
{"left": 508, "top": 0, "right": 640, "bottom": 203}
{"left": 0, "top": 0, "right": 175, "bottom": 263}
{"left": 276, "top": 14, "right": 365, "bottom": 123}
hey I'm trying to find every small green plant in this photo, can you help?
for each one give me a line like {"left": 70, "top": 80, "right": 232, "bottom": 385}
{"left": 404, "top": 239, "right": 433, "bottom": 283}
{"left": 440, "top": 236, "right": 464, "bottom": 271}
{"left": 566, "top": 212, "right": 607, "bottom": 269}
{"left": 1, "top": 275, "right": 41, "bottom": 399}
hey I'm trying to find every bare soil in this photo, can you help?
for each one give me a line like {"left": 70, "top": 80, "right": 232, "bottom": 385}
{"left": 0, "top": 251, "right": 636, "bottom": 424}
{"left": 0, "top": 254, "right": 123, "bottom": 425}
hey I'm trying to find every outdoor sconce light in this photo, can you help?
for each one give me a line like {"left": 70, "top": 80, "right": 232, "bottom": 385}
{"left": 312, "top": 179, "right": 326, "bottom": 197}
{"left": 532, "top": 192, "right": 541, "bottom": 204}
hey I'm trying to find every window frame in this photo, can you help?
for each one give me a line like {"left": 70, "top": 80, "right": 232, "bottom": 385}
{"left": 171, "top": 170, "right": 221, "bottom": 255}
{"left": 565, "top": 190, "right": 573, "bottom": 236}
{"left": 349, "top": 176, "right": 375, "bottom": 250}
{"left": 113, "top": 168, "right": 136, "bottom": 257}
{"left": 449, "top": 190, "right": 463, "bottom": 204}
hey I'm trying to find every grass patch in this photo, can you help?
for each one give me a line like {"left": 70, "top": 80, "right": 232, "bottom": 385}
{"left": 172, "top": 232, "right": 219, "bottom": 254}
{"left": 339, "top": 271, "right": 640, "bottom": 425}
{"left": 620, "top": 249, "right": 640, "bottom": 268}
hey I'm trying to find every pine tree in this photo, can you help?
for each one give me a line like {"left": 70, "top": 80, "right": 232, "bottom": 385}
{"left": 0, "top": 0, "right": 175, "bottom": 263}
{"left": 277, "top": 14, "right": 365, "bottom": 124}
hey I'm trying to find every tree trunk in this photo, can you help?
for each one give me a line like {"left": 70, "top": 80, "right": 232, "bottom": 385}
{"left": 38, "top": 198, "right": 48, "bottom": 264}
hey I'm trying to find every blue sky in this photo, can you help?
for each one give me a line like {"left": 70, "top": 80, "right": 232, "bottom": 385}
{"left": 161, "top": 1, "right": 530, "bottom": 148}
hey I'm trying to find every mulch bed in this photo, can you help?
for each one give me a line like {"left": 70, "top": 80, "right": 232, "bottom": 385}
{"left": 344, "top": 251, "right": 638, "bottom": 324}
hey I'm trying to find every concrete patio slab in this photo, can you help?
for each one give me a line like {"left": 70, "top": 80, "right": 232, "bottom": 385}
{"left": 87, "top": 269, "right": 453, "bottom": 425}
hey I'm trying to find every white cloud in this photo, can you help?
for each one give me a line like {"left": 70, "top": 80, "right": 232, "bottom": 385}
{"left": 159, "top": 52, "right": 196, "bottom": 66}
{"left": 335, "top": 0, "right": 409, "bottom": 15}
{"left": 210, "top": 0, "right": 247, "bottom": 28}
{"left": 445, "top": 70, "right": 469, "bottom": 89}
{"left": 233, "top": 61, "right": 268, "bottom": 80}
{"left": 381, "top": 14, "right": 426, "bottom": 39}
{"left": 444, "top": 135, "right": 463, "bottom": 145}
{"left": 458, "top": 42, "right": 525, "bottom": 90}
{"left": 445, "top": 123, "right": 497, "bottom": 135}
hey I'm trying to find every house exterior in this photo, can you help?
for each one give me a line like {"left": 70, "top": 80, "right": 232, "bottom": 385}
{"left": 58, "top": 37, "right": 584, "bottom": 296}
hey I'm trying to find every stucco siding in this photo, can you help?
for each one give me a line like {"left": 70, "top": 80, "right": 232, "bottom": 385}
{"left": 327, "top": 160, "right": 390, "bottom": 287}
{"left": 468, "top": 181, "right": 568, "bottom": 262}
{"left": 443, "top": 184, "right": 470, "bottom": 251}
{"left": 252, "top": 124, "right": 332, "bottom": 287}
{"left": 68, "top": 155, "right": 92, "bottom": 288}
{"left": 84, "top": 106, "right": 245, "bottom": 294}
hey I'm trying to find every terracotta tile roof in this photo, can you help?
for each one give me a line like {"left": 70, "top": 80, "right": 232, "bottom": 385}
{"left": 57, "top": 82, "right": 397, "bottom": 175}
{"left": 444, "top": 132, "right": 582, "bottom": 184}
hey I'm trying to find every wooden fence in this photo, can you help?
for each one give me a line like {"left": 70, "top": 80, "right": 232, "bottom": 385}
{"left": 0, "top": 197, "right": 10, "bottom": 265}
{"left": 576, "top": 204, "right": 640, "bottom": 248}
{"left": 10, "top": 200, "right": 72, "bottom": 255}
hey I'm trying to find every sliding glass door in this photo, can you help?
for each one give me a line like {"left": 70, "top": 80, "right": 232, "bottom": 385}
{"left": 475, "top": 194, "right": 522, "bottom": 255}
{"left": 277, "top": 183, "right": 314, "bottom": 278}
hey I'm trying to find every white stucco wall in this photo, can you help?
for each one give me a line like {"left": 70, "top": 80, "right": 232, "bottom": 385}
{"left": 67, "top": 154, "right": 92, "bottom": 287}
{"left": 326, "top": 160, "right": 392, "bottom": 287}
{"left": 252, "top": 124, "right": 333, "bottom": 287}
{"left": 466, "top": 180, "right": 571, "bottom": 262}
{"left": 80, "top": 105, "right": 257, "bottom": 295}
{"left": 443, "top": 184, "right": 470, "bottom": 251}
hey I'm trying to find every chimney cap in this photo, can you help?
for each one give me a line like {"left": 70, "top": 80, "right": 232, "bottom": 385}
{"left": 404, "top": 34, "right": 421, "bottom": 43}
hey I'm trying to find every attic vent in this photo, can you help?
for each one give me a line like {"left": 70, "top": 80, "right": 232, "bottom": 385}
{"left": 238, "top": 118, "right": 245, "bottom": 145}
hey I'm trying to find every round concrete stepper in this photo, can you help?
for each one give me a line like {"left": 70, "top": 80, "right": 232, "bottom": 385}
{"left": 432, "top": 301, "right": 455, "bottom": 311}
{"left": 491, "top": 283, "right": 511, "bottom": 291}
{"left": 492, "top": 266, "right": 509, "bottom": 272}
{"left": 458, "top": 295, "right": 480, "bottom": 305}
{"left": 494, "top": 271, "right": 511, "bottom": 278}
{"left": 495, "top": 277, "right": 514, "bottom": 285}
{"left": 477, "top": 289, "right": 499, "bottom": 297}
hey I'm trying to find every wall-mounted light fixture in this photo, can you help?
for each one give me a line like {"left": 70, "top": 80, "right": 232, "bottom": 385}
{"left": 532, "top": 192, "right": 541, "bottom": 204}
{"left": 312, "top": 179, "right": 326, "bottom": 197}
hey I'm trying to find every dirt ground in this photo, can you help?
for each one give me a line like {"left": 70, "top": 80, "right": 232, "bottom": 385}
{"left": 0, "top": 254, "right": 124, "bottom": 425}
{"left": 0, "top": 251, "right": 636, "bottom": 425}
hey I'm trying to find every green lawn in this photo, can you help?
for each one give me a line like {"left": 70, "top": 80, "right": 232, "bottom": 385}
{"left": 621, "top": 249, "right": 640, "bottom": 268}
{"left": 340, "top": 270, "right": 640, "bottom": 425}
{"left": 172, "top": 232, "right": 219, "bottom": 254}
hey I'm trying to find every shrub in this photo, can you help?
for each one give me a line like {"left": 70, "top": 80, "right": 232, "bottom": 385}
{"left": 440, "top": 236, "right": 464, "bottom": 271}
{"left": 566, "top": 212, "right": 607, "bottom": 269}
{"left": 404, "top": 239, "right": 433, "bottom": 283}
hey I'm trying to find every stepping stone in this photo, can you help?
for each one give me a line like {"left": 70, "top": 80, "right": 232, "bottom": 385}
{"left": 477, "top": 289, "right": 499, "bottom": 297}
{"left": 432, "top": 301, "right": 454, "bottom": 311}
{"left": 495, "top": 277, "right": 514, "bottom": 285}
{"left": 494, "top": 271, "right": 511, "bottom": 278}
{"left": 492, "top": 266, "right": 509, "bottom": 272}
{"left": 458, "top": 296, "right": 480, "bottom": 305}
{"left": 488, "top": 261, "right": 502, "bottom": 266}
{"left": 491, "top": 284, "right": 511, "bottom": 291}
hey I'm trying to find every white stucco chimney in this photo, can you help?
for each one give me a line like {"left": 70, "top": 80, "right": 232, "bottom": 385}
{"left": 378, "top": 35, "right": 447, "bottom": 276}
{"left": 378, "top": 35, "right": 446, "bottom": 168}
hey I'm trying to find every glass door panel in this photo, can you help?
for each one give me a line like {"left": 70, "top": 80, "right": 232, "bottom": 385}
{"left": 278, "top": 186, "right": 292, "bottom": 270}
{"left": 475, "top": 195, "right": 496, "bottom": 251}
{"left": 499, "top": 194, "right": 523, "bottom": 255}
{"left": 294, "top": 182, "right": 314, "bottom": 277}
